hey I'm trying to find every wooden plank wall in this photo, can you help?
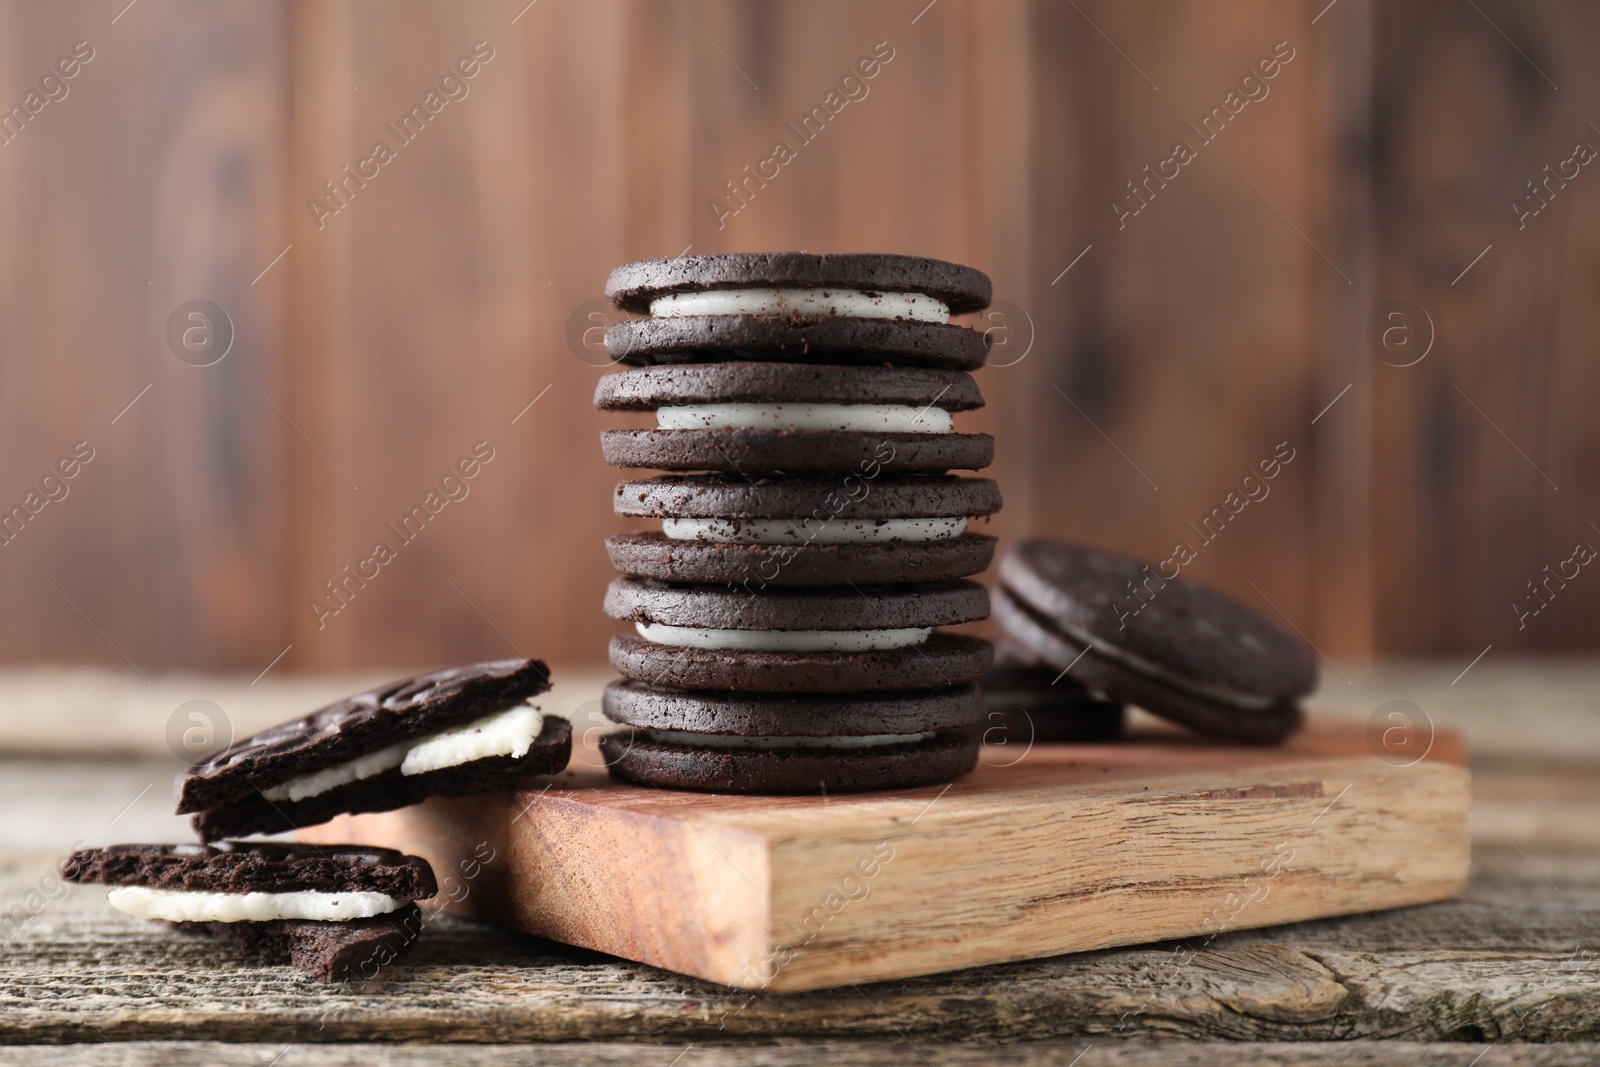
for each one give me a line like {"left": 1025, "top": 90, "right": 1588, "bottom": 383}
{"left": 0, "top": 0, "right": 1594, "bottom": 675}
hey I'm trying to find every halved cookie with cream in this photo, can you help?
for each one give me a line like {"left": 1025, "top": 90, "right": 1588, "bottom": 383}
{"left": 61, "top": 841, "right": 437, "bottom": 981}
{"left": 176, "top": 659, "right": 569, "bottom": 840}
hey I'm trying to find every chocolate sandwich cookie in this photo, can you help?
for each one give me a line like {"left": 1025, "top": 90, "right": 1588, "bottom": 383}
{"left": 177, "top": 659, "right": 571, "bottom": 840}
{"left": 62, "top": 841, "right": 437, "bottom": 981}
{"left": 617, "top": 472, "right": 1000, "bottom": 527}
{"left": 612, "top": 471, "right": 1000, "bottom": 587}
{"left": 605, "top": 575, "right": 990, "bottom": 631}
{"left": 610, "top": 632, "right": 993, "bottom": 693}
{"left": 978, "top": 650, "right": 1125, "bottom": 745}
{"left": 606, "top": 253, "right": 993, "bottom": 314}
{"left": 597, "top": 361, "right": 993, "bottom": 472}
{"left": 996, "top": 540, "right": 1314, "bottom": 743}
{"left": 605, "top": 576, "right": 991, "bottom": 691}
{"left": 599, "top": 681, "right": 984, "bottom": 793}
{"left": 607, "top": 315, "right": 989, "bottom": 371}
{"left": 605, "top": 680, "right": 986, "bottom": 735}
{"left": 604, "top": 532, "right": 997, "bottom": 587}
{"left": 604, "top": 252, "right": 992, "bottom": 370}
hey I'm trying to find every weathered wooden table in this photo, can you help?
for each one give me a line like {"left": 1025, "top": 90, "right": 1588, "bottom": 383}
{"left": 2, "top": 661, "right": 1598, "bottom": 1064}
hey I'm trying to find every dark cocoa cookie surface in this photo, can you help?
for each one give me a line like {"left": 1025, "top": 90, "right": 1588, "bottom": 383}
{"left": 61, "top": 841, "right": 437, "bottom": 898}
{"left": 189, "top": 718, "right": 572, "bottom": 841}
{"left": 604, "top": 680, "right": 984, "bottom": 736}
{"left": 609, "top": 632, "right": 992, "bottom": 692}
{"left": 606, "top": 252, "right": 992, "bottom": 314}
{"left": 600, "top": 729, "right": 980, "bottom": 794}
{"left": 178, "top": 904, "right": 425, "bottom": 982}
{"left": 994, "top": 588, "right": 1302, "bottom": 744}
{"left": 615, "top": 473, "right": 1002, "bottom": 520}
{"left": 998, "top": 539, "right": 1316, "bottom": 704}
{"left": 604, "top": 576, "right": 990, "bottom": 631}
{"left": 177, "top": 658, "right": 553, "bottom": 814}
{"left": 601, "top": 428, "right": 994, "bottom": 473}
{"left": 978, "top": 664, "right": 1126, "bottom": 744}
{"left": 604, "top": 532, "right": 996, "bottom": 587}
{"left": 606, "top": 316, "right": 988, "bottom": 371}
{"left": 594, "top": 361, "right": 984, "bottom": 410}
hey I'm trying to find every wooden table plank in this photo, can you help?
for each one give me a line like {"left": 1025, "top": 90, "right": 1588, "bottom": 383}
{"left": 2, "top": 843, "right": 1596, "bottom": 1045}
{"left": 2, "top": 662, "right": 1597, "bottom": 1053}
{"left": 0, "top": 1042, "right": 1596, "bottom": 1067}
{"left": 303, "top": 723, "right": 1474, "bottom": 991}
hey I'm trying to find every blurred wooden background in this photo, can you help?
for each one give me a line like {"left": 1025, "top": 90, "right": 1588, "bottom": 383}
{"left": 0, "top": 0, "right": 1594, "bottom": 675}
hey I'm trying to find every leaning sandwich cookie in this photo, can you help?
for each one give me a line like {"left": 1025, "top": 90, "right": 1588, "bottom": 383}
{"left": 995, "top": 539, "right": 1314, "bottom": 743}
{"left": 61, "top": 842, "right": 437, "bottom": 981}
{"left": 177, "top": 658, "right": 570, "bottom": 840}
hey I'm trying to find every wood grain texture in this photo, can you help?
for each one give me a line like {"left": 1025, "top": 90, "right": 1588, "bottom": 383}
{"left": 284, "top": 0, "right": 632, "bottom": 671}
{"left": 1, "top": 1044, "right": 1597, "bottom": 1067}
{"left": 0, "top": 0, "right": 291, "bottom": 671}
{"left": 1022, "top": 0, "right": 1324, "bottom": 651}
{"left": 1369, "top": 0, "right": 1600, "bottom": 655}
{"left": 301, "top": 720, "right": 1470, "bottom": 991}
{"left": 1, "top": 844, "right": 1593, "bottom": 1044}
{"left": 1, "top": 1, "right": 1597, "bottom": 669}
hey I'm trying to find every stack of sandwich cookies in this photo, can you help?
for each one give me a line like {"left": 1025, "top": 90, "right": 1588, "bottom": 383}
{"left": 179, "top": 659, "right": 570, "bottom": 840}
{"left": 597, "top": 252, "right": 1002, "bottom": 793}
{"left": 995, "top": 539, "right": 1315, "bottom": 744}
{"left": 62, "top": 842, "right": 437, "bottom": 982}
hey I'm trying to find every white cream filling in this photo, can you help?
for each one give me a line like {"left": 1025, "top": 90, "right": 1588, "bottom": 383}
{"left": 661, "top": 516, "right": 968, "bottom": 545}
{"left": 636, "top": 622, "right": 931, "bottom": 652}
{"left": 261, "top": 703, "right": 545, "bottom": 803}
{"left": 261, "top": 744, "right": 406, "bottom": 804}
{"left": 107, "top": 886, "right": 403, "bottom": 923}
{"left": 400, "top": 705, "right": 544, "bottom": 775}
{"left": 649, "top": 287, "right": 949, "bottom": 323}
{"left": 644, "top": 729, "right": 937, "bottom": 750}
{"left": 656, "top": 402, "right": 952, "bottom": 434}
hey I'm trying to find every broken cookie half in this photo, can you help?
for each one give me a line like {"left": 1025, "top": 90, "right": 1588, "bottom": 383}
{"left": 61, "top": 841, "right": 437, "bottom": 982}
{"left": 175, "top": 658, "right": 570, "bottom": 840}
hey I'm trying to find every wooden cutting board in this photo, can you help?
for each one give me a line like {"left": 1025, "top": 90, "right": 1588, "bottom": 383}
{"left": 303, "top": 718, "right": 1471, "bottom": 992}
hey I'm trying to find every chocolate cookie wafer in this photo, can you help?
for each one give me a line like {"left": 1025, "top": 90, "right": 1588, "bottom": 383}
{"left": 978, "top": 642, "right": 1125, "bottom": 745}
{"left": 996, "top": 539, "right": 1313, "bottom": 743}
